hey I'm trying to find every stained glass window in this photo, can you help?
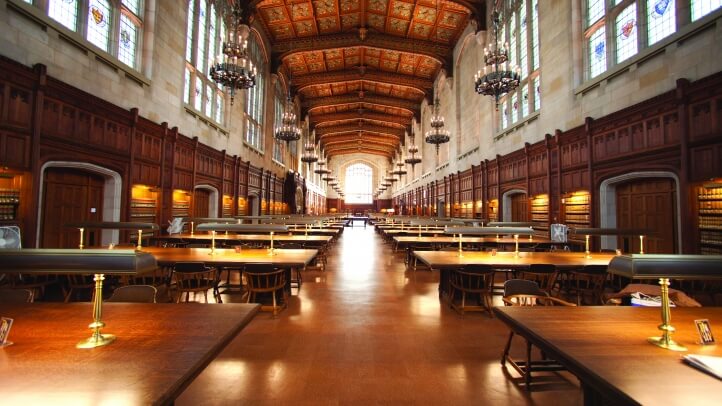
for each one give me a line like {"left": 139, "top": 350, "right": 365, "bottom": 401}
{"left": 692, "top": 0, "right": 722, "bottom": 20}
{"left": 215, "top": 92, "right": 223, "bottom": 122}
{"left": 521, "top": 83, "right": 529, "bottom": 117}
{"left": 587, "top": 0, "right": 605, "bottom": 26}
{"left": 194, "top": 77, "right": 203, "bottom": 111}
{"left": 197, "top": 0, "right": 207, "bottom": 73}
{"left": 87, "top": 0, "right": 111, "bottom": 51}
{"left": 511, "top": 93, "right": 518, "bottom": 123}
{"left": 245, "top": 37, "right": 265, "bottom": 150}
{"left": 208, "top": 4, "right": 216, "bottom": 74}
{"left": 647, "top": 0, "right": 676, "bottom": 45}
{"left": 588, "top": 26, "right": 606, "bottom": 78}
{"left": 23, "top": 0, "right": 32, "bottom": 3}
{"left": 345, "top": 164, "right": 372, "bottom": 204}
{"left": 615, "top": 4, "right": 638, "bottom": 63}
{"left": 184, "top": 67, "right": 191, "bottom": 104}
{"left": 519, "top": 1, "right": 528, "bottom": 80}
{"left": 531, "top": 0, "right": 539, "bottom": 70}
{"left": 533, "top": 76, "right": 541, "bottom": 111}
{"left": 205, "top": 84, "right": 212, "bottom": 117}
{"left": 118, "top": 13, "right": 138, "bottom": 68}
{"left": 121, "top": 0, "right": 140, "bottom": 16}
{"left": 273, "top": 86, "right": 284, "bottom": 163}
{"left": 186, "top": 0, "right": 195, "bottom": 62}
{"left": 48, "top": 0, "right": 79, "bottom": 31}
{"left": 501, "top": 100, "right": 508, "bottom": 129}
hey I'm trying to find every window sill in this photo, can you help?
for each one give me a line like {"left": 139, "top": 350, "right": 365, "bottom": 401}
{"left": 7, "top": 0, "right": 150, "bottom": 86}
{"left": 183, "top": 106, "right": 229, "bottom": 135}
{"left": 495, "top": 111, "right": 540, "bottom": 141}
{"left": 272, "top": 159, "right": 285, "bottom": 168}
{"left": 435, "top": 162, "right": 450, "bottom": 172}
{"left": 457, "top": 146, "right": 480, "bottom": 161}
{"left": 243, "top": 142, "right": 264, "bottom": 156}
{"left": 575, "top": 9, "right": 722, "bottom": 96}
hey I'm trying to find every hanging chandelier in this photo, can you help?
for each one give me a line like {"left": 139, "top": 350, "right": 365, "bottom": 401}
{"left": 424, "top": 93, "right": 450, "bottom": 155}
{"left": 274, "top": 90, "right": 301, "bottom": 142}
{"left": 404, "top": 129, "right": 422, "bottom": 168}
{"left": 314, "top": 159, "right": 330, "bottom": 175}
{"left": 300, "top": 129, "right": 318, "bottom": 168}
{"left": 392, "top": 152, "right": 407, "bottom": 177}
{"left": 474, "top": 11, "right": 520, "bottom": 107}
{"left": 209, "top": 3, "right": 256, "bottom": 104}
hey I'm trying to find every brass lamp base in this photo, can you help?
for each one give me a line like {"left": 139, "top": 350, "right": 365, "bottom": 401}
{"left": 647, "top": 336, "right": 687, "bottom": 352}
{"left": 77, "top": 333, "right": 116, "bottom": 349}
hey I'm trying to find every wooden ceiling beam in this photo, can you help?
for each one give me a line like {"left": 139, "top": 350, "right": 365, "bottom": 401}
{"left": 293, "top": 69, "right": 433, "bottom": 95}
{"left": 309, "top": 111, "right": 411, "bottom": 127}
{"left": 325, "top": 145, "right": 396, "bottom": 158}
{"left": 303, "top": 94, "right": 420, "bottom": 114}
{"left": 316, "top": 123, "right": 406, "bottom": 138}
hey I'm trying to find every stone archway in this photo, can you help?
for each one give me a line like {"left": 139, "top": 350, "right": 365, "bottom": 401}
{"left": 194, "top": 184, "right": 219, "bottom": 218}
{"left": 501, "top": 189, "right": 526, "bottom": 222}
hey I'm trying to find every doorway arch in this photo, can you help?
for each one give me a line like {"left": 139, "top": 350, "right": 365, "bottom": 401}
{"left": 502, "top": 189, "right": 527, "bottom": 222}
{"left": 599, "top": 171, "right": 681, "bottom": 252}
{"left": 193, "top": 184, "right": 219, "bottom": 218}
{"left": 37, "top": 161, "right": 122, "bottom": 247}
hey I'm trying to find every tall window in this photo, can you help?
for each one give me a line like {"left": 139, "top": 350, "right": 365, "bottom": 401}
{"left": 245, "top": 36, "right": 265, "bottom": 150}
{"left": 184, "top": 0, "right": 225, "bottom": 125}
{"left": 36, "top": 0, "right": 142, "bottom": 69}
{"left": 584, "top": 1, "right": 720, "bottom": 80}
{"left": 345, "top": 163, "right": 373, "bottom": 204}
{"left": 272, "top": 81, "right": 285, "bottom": 163}
{"left": 498, "top": 0, "right": 541, "bottom": 132}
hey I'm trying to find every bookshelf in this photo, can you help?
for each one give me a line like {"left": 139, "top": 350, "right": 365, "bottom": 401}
{"left": 562, "top": 191, "right": 590, "bottom": 242}
{"left": 238, "top": 197, "right": 247, "bottom": 216}
{"left": 172, "top": 189, "right": 191, "bottom": 218}
{"left": 530, "top": 194, "right": 549, "bottom": 237}
{"left": 698, "top": 183, "right": 722, "bottom": 255}
{"left": 0, "top": 188, "right": 20, "bottom": 221}
{"left": 487, "top": 199, "right": 498, "bottom": 222}
{"left": 222, "top": 195, "right": 234, "bottom": 217}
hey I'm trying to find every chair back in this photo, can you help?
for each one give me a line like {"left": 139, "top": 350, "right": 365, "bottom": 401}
{"left": 520, "top": 264, "right": 558, "bottom": 291}
{"left": 174, "top": 262, "right": 209, "bottom": 273}
{"left": 0, "top": 288, "right": 34, "bottom": 303}
{"left": 107, "top": 285, "right": 157, "bottom": 303}
{"left": 502, "top": 279, "right": 575, "bottom": 307}
{"left": 450, "top": 265, "right": 494, "bottom": 293}
{"left": 503, "top": 279, "right": 546, "bottom": 297}
{"left": 244, "top": 264, "right": 286, "bottom": 293}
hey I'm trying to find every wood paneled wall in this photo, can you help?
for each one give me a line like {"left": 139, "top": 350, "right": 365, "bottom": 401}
{"left": 0, "top": 57, "right": 304, "bottom": 247}
{"left": 392, "top": 74, "right": 722, "bottom": 254}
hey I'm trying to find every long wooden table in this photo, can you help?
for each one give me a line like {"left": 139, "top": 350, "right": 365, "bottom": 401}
{"left": 413, "top": 251, "right": 615, "bottom": 297}
{"left": 393, "top": 236, "right": 558, "bottom": 250}
{"left": 493, "top": 307, "right": 722, "bottom": 405}
{"left": 0, "top": 302, "right": 259, "bottom": 405}
{"left": 151, "top": 233, "right": 332, "bottom": 247}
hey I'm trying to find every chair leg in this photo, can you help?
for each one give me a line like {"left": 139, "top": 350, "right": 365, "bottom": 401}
{"left": 272, "top": 290, "right": 278, "bottom": 318}
{"left": 502, "top": 331, "right": 514, "bottom": 365}
{"left": 525, "top": 340, "right": 533, "bottom": 389}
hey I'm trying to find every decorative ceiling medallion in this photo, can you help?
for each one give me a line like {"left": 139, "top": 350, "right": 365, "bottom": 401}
{"left": 415, "top": 6, "right": 437, "bottom": 23}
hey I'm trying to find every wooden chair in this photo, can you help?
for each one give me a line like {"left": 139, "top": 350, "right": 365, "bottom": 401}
{"left": 448, "top": 265, "right": 495, "bottom": 316}
{"left": 567, "top": 265, "right": 608, "bottom": 305}
{"left": 0, "top": 288, "right": 34, "bottom": 303}
{"left": 173, "top": 262, "right": 218, "bottom": 303}
{"left": 107, "top": 285, "right": 157, "bottom": 303}
{"left": 3, "top": 273, "right": 58, "bottom": 300}
{"left": 243, "top": 264, "right": 287, "bottom": 317}
{"left": 121, "top": 266, "right": 173, "bottom": 302}
{"left": 501, "top": 279, "right": 576, "bottom": 389}
{"left": 64, "top": 274, "right": 95, "bottom": 303}
{"left": 518, "top": 264, "right": 558, "bottom": 296}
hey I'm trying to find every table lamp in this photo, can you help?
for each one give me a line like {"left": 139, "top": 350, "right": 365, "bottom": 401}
{"left": 0, "top": 249, "right": 157, "bottom": 348}
{"left": 197, "top": 223, "right": 289, "bottom": 256}
{"left": 607, "top": 254, "right": 722, "bottom": 351}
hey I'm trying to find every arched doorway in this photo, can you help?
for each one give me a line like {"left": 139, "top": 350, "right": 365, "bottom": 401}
{"left": 502, "top": 189, "right": 528, "bottom": 222}
{"left": 193, "top": 185, "right": 219, "bottom": 218}
{"left": 599, "top": 171, "right": 681, "bottom": 253}
{"left": 37, "top": 162, "right": 122, "bottom": 248}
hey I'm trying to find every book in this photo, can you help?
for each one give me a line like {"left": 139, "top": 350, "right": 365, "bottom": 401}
{"left": 682, "top": 354, "right": 722, "bottom": 380}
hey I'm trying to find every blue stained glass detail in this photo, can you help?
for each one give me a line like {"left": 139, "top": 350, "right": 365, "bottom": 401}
{"left": 120, "top": 30, "right": 131, "bottom": 47}
{"left": 594, "top": 42, "right": 605, "bottom": 59}
{"left": 654, "top": 0, "right": 670, "bottom": 16}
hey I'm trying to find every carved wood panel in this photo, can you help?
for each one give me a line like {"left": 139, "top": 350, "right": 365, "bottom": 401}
{"left": 0, "top": 130, "right": 30, "bottom": 169}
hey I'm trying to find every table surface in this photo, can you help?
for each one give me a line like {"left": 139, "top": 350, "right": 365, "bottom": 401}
{"left": 153, "top": 233, "right": 332, "bottom": 242}
{"left": 0, "top": 302, "right": 259, "bottom": 405}
{"left": 493, "top": 306, "right": 722, "bottom": 405}
{"left": 413, "top": 250, "right": 614, "bottom": 269}
{"left": 393, "top": 236, "right": 555, "bottom": 245}
{"left": 141, "top": 247, "right": 318, "bottom": 267}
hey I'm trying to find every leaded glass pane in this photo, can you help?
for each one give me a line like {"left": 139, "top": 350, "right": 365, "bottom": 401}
{"left": 215, "top": 92, "right": 223, "bottom": 122}
{"left": 345, "top": 164, "right": 372, "bottom": 204}
{"left": 48, "top": 0, "right": 79, "bottom": 31}
{"left": 501, "top": 100, "right": 508, "bottom": 129}
{"left": 615, "top": 4, "right": 638, "bottom": 63}
{"left": 509, "top": 12, "right": 517, "bottom": 70}
{"left": 511, "top": 92, "right": 518, "bottom": 123}
{"left": 532, "top": 0, "right": 539, "bottom": 70}
{"left": 194, "top": 76, "right": 203, "bottom": 111}
{"left": 118, "top": 13, "right": 138, "bottom": 68}
{"left": 87, "top": 0, "right": 111, "bottom": 52}
{"left": 205, "top": 84, "right": 212, "bottom": 116}
{"left": 197, "top": 0, "right": 207, "bottom": 71}
{"left": 186, "top": 0, "right": 195, "bottom": 62}
{"left": 647, "top": 0, "right": 676, "bottom": 45}
{"left": 587, "top": 0, "right": 605, "bottom": 26}
{"left": 121, "top": 0, "right": 141, "bottom": 16}
{"left": 519, "top": 1, "right": 528, "bottom": 79}
{"left": 589, "top": 26, "right": 606, "bottom": 78}
{"left": 207, "top": 4, "right": 216, "bottom": 78}
{"left": 691, "top": 0, "right": 722, "bottom": 21}
{"left": 534, "top": 76, "right": 541, "bottom": 111}
{"left": 521, "top": 83, "right": 530, "bottom": 117}
{"left": 184, "top": 67, "right": 191, "bottom": 104}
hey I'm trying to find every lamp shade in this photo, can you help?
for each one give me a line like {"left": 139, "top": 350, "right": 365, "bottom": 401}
{"left": 196, "top": 223, "right": 289, "bottom": 233}
{"left": 65, "top": 221, "right": 159, "bottom": 231}
{"left": 0, "top": 249, "right": 157, "bottom": 275}
{"left": 607, "top": 254, "right": 722, "bottom": 280}
{"left": 486, "top": 221, "right": 537, "bottom": 228}
{"left": 444, "top": 227, "right": 535, "bottom": 236}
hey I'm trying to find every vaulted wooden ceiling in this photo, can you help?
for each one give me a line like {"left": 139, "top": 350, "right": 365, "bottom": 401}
{"left": 250, "top": 0, "right": 485, "bottom": 159}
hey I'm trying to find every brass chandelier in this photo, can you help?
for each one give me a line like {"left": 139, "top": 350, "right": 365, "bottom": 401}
{"left": 474, "top": 11, "right": 520, "bottom": 107}
{"left": 209, "top": 2, "right": 255, "bottom": 104}
{"left": 424, "top": 92, "right": 450, "bottom": 155}
{"left": 404, "top": 128, "right": 422, "bottom": 169}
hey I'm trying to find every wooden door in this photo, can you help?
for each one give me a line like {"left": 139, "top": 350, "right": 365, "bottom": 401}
{"left": 616, "top": 178, "right": 676, "bottom": 253}
{"left": 193, "top": 189, "right": 210, "bottom": 218}
{"left": 511, "top": 193, "right": 528, "bottom": 222}
{"left": 42, "top": 168, "right": 104, "bottom": 248}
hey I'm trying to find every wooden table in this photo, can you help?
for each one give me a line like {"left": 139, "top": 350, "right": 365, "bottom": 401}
{"left": 151, "top": 233, "right": 332, "bottom": 247}
{"left": 493, "top": 306, "right": 722, "bottom": 405}
{"left": 393, "top": 236, "right": 557, "bottom": 249}
{"left": 414, "top": 251, "right": 615, "bottom": 298}
{"left": 0, "top": 302, "right": 259, "bottom": 405}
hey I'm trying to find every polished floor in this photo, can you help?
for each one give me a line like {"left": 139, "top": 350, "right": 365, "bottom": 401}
{"left": 177, "top": 226, "right": 582, "bottom": 405}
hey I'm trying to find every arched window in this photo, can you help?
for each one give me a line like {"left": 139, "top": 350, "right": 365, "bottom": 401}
{"left": 345, "top": 164, "right": 373, "bottom": 204}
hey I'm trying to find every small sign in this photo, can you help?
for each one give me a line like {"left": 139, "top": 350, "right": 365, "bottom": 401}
{"left": 695, "top": 319, "right": 715, "bottom": 345}
{"left": 0, "top": 317, "right": 14, "bottom": 347}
